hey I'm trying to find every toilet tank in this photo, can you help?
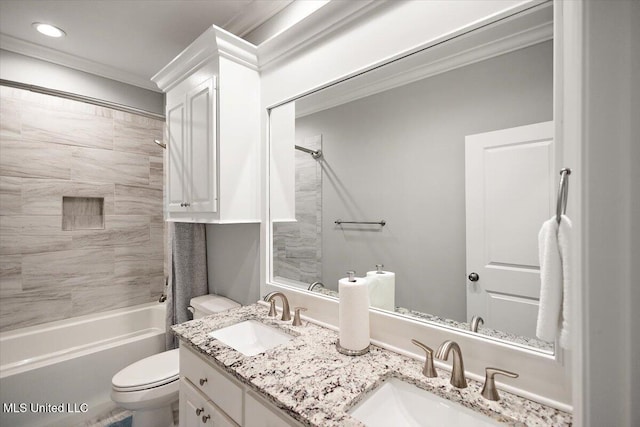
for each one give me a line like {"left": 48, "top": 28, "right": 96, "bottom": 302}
{"left": 189, "top": 295, "right": 240, "bottom": 319}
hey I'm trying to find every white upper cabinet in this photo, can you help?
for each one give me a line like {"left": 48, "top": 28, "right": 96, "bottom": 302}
{"left": 152, "top": 26, "right": 260, "bottom": 223}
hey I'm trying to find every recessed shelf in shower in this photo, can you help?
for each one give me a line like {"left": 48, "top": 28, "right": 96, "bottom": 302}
{"left": 62, "top": 196, "right": 105, "bottom": 230}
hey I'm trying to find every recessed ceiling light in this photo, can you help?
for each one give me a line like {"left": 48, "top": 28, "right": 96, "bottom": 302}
{"left": 32, "top": 22, "right": 66, "bottom": 38}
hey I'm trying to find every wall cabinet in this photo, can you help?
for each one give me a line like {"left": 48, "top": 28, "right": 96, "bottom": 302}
{"left": 153, "top": 26, "right": 260, "bottom": 223}
{"left": 179, "top": 345, "right": 302, "bottom": 427}
{"left": 166, "top": 77, "right": 217, "bottom": 214}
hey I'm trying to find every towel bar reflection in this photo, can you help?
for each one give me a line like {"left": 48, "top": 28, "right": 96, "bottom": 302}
{"left": 556, "top": 168, "right": 571, "bottom": 224}
{"left": 335, "top": 219, "right": 386, "bottom": 226}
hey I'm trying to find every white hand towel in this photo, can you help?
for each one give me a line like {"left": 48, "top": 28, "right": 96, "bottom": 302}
{"left": 536, "top": 217, "right": 562, "bottom": 342}
{"left": 557, "top": 215, "right": 572, "bottom": 349}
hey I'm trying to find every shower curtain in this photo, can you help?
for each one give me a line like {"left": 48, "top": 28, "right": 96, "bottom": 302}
{"left": 165, "top": 222, "right": 209, "bottom": 350}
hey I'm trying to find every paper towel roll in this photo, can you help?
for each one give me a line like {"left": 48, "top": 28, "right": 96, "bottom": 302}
{"left": 338, "top": 276, "right": 370, "bottom": 352}
{"left": 366, "top": 269, "right": 395, "bottom": 312}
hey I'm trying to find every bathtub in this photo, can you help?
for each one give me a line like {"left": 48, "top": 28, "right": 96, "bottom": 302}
{"left": 0, "top": 302, "right": 166, "bottom": 427}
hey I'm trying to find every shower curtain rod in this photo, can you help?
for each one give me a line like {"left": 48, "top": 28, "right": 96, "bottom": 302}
{"left": 0, "top": 79, "right": 165, "bottom": 121}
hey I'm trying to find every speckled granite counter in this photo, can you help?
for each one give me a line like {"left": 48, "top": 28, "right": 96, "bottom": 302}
{"left": 172, "top": 304, "right": 571, "bottom": 427}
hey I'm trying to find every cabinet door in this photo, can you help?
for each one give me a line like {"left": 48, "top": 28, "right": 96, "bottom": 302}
{"left": 245, "top": 391, "right": 303, "bottom": 427}
{"left": 187, "top": 77, "right": 217, "bottom": 213}
{"left": 180, "top": 378, "right": 238, "bottom": 427}
{"left": 166, "top": 100, "right": 188, "bottom": 212}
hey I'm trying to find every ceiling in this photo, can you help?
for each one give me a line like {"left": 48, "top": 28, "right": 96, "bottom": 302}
{"left": 0, "top": 0, "right": 292, "bottom": 91}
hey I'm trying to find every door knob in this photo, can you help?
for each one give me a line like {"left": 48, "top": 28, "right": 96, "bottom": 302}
{"left": 468, "top": 272, "right": 479, "bottom": 282}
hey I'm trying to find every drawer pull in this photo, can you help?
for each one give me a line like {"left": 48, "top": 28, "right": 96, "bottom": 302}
{"left": 196, "top": 407, "right": 204, "bottom": 416}
{"left": 199, "top": 377, "right": 208, "bottom": 386}
{"left": 202, "top": 414, "right": 211, "bottom": 422}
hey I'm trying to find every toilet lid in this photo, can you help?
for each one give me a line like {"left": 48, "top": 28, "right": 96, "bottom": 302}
{"left": 112, "top": 348, "right": 179, "bottom": 392}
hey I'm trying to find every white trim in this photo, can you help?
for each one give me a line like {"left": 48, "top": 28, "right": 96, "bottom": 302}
{"left": 0, "top": 34, "right": 160, "bottom": 92}
{"left": 295, "top": 21, "right": 552, "bottom": 118}
{"left": 223, "top": 1, "right": 294, "bottom": 38}
{"left": 151, "top": 26, "right": 258, "bottom": 92}
{"left": 256, "top": 0, "right": 382, "bottom": 70}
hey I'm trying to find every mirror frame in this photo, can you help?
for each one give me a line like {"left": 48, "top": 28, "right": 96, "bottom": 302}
{"left": 261, "top": 0, "right": 574, "bottom": 410}
{"left": 268, "top": 1, "right": 556, "bottom": 352}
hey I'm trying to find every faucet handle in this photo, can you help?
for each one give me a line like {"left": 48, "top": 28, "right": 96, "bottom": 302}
{"left": 292, "top": 307, "right": 307, "bottom": 326}
{"left": 267, "top": 299, "right": 277, "bottom": 317}
{"left": 481, "top": 367, "right": 519, "bottom": 401}
{"left": 411, "top": 339, "right": 437, "bottom": 378}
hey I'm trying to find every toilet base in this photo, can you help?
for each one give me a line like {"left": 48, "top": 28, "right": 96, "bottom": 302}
{"left": 132, "top": 405, "right": 174, "bottom": 427}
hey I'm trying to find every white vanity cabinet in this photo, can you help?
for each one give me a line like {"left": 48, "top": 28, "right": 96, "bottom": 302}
{"left": 180, "top": 379, "right": 237, "bottom": 427}
{"left": 179, "top": 345, "right": 302, "bottom": 427}
{"left": 152, "top": 26, "right": 260, "bottom": 223}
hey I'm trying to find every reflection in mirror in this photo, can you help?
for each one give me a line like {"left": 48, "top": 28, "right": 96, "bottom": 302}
{"left": 270, "top": 4, "right": 555, "bottom": 353}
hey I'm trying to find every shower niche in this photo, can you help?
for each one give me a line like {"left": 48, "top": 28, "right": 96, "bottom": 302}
{"left": 61, "top": 196, "right": 105, "bottom": 231}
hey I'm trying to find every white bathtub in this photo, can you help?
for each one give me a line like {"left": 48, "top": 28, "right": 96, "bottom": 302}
{"left": 0, "top": 302, "right": 166, "bottom": 427}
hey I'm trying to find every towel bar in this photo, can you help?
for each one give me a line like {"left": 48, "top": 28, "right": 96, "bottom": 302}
{"left": 556, "top": 168, "right": 571, "bottom": 224}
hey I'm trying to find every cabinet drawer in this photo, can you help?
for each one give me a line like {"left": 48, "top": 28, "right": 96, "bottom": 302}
{"left": 180, "top": 346, "right": 243, "bottom": 425}
{"left": 180, "top": 378, "right": 239, "bottom": 427}
{"left": 245, "top": 390, "right": 303, "bottom": 427}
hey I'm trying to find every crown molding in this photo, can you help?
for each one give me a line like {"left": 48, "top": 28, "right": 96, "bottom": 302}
{"left": 223, "top": 0, "right": 293, "bottom": 38}
{"left": 295, "top": 21, "right": 553, "bottom": 118}
{"left": 151, "top": 26, "right": 258, "bottom": 92}
{"left": 256, "top": 0, "right": 383, "bottom": 70}
{"left": 0, "top": 33, "right": 160, "bottom": 92}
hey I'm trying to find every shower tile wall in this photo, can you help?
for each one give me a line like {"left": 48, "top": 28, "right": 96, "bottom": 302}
{"left": 273, "top": 135, "right": 322, "bottom": 284}
{"left": 0, "top": 86, "right": 165, "bottom": 332}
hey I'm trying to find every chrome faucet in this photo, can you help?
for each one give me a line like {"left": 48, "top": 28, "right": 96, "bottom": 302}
{"left": 435, "top": 340, "right": 467, "bottom": 388}
{"left": 470, "top": 315, "right": 484, "bottom": 332}
{"left": 264, "top": 292, "right": 291, "bottom": 321}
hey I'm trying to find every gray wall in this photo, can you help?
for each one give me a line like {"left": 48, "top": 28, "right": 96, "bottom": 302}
{"left": 294, "top": 41, "right": 553, "bottom": 321}
{"left": 206, "top": 223, "right": 261, "bottom": 306}
{"left": 0, "top": 50, "right": 164, "bottom": 116}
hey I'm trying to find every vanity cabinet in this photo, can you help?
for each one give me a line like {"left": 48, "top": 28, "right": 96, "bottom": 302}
{"left": 180, "top": 379, "right": 237, "bottom": 427}
{"left": 179, "top": 345, "right": 302, "bottom": 427}
{"left": 244, "top": 391, "right": 303, "bottom": 427}
{"left": 152, "top": 26, "right": 260, "bottom": 223}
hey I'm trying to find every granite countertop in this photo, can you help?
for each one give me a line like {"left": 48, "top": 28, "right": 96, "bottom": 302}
{"left": 172, "top": 304, "right": 572, "bottom": 427}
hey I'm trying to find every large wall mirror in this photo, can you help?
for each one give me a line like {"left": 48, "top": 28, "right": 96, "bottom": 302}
{"left": 269, "top": 3, "right": 556, "bottom": 354}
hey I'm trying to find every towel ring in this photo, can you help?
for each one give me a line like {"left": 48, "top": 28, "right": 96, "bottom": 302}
{"left": 556, "top": 168, "right": 571, "bottom": 224}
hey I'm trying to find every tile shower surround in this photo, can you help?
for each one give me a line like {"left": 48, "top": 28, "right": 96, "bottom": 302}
{"left": 273, "top": 135, "right": 322, "bottom": 284}
{"left": 0, "top": 86, "right": 166, "bottom": 332}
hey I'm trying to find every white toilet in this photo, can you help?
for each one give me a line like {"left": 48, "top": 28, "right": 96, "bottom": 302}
{"left": 111, "top": 295, "right": 240, "bottom": 427}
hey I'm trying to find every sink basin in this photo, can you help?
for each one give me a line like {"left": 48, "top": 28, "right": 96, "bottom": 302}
{"left": 209, "top": 320, "right": 293, "bottom": 357}
{"left": 349, "top": 378, "right": 502, "bottom": 427}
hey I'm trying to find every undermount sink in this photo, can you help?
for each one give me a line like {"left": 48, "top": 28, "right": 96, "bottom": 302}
{"left": 209, "top": 320, "right": 293, "bottom": 357}
{"left": 349, "top": 378, "right": 502, "bottom": 427}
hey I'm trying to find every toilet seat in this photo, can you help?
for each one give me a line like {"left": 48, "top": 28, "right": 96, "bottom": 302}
{"left": 112, "top": 348, "right": 179, "bottom": 392}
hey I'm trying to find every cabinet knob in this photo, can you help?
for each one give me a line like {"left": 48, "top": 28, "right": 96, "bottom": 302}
{"left": 468, "top": 272, "right": 480, "bottom": 282}
{"left": 180, "top": 202, "right": 185, "bottom": 207}
{"left": 196, "top": 407, "right": 204, "bottom": 416}
{"left": 185, "top": 202, "right": 190, "bottom": 207}
{"left": 202, "top": 414, "right": 211, "bottom": 423}
{"left": 199, "top": 377, "right": 208, "bottom": 386}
